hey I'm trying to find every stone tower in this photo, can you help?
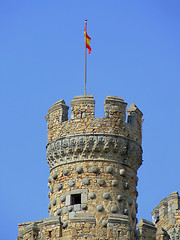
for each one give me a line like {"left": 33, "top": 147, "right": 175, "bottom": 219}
{"left": 44, "top": 95, "right": 143, "bottom": 240}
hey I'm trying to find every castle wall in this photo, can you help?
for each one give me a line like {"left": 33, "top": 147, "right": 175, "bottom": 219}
{"left": 152, "top": 191, "right": 180, "bottom": 239}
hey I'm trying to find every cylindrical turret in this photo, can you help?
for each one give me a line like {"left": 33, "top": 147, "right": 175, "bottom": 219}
{"left": 45, "top": 95, "right": 143, "bottom": 240}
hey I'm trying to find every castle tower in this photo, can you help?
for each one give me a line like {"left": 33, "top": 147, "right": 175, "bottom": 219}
{"left": 44, "top": 95, "right": 143, "bottom": 240}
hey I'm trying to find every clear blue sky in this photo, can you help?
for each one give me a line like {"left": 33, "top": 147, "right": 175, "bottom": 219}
{"left": 0, "top": 1, "right": 180, "bottom": 239}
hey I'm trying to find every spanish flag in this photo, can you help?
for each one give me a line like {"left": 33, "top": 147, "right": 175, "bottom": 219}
{"left": 84, "top": 21, "right": 91, "bottom": 54}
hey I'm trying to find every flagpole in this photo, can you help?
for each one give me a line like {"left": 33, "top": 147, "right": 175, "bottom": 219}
{"left": 85, "top": 19, "right": 87, "bottom": 95}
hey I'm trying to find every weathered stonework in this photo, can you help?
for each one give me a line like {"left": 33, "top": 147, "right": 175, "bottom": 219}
{"left": 152, "top": 191, "right": 180, "bottom": 239}
{"left": 137, "top": 191, "right": 180, "bottom": 240}
{"left": 17, "top": 95, "right": 143, "bottom": 240}
{"left": 137, "top": 218, "right": 157, "bottom": 240}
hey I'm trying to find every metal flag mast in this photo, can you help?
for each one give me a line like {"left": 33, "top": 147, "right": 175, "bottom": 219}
{"left": 84, "top": 19, "right": 91, "bottom": 96}
{"left": 84, "top": 19, "right": 87, "bottom": 95}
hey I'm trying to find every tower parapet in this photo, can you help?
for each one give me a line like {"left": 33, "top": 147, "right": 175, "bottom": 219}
{"left": 44, "top": 95, "right": 143, "bottom": 240}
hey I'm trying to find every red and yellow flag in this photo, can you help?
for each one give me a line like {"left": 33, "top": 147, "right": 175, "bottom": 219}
{"left": 84, "top": 21, "right": 91, "bottom": 54}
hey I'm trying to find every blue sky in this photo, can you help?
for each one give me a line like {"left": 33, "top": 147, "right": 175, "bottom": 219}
{"left": 0, "top": 1, "right": 180, "bottom": 239}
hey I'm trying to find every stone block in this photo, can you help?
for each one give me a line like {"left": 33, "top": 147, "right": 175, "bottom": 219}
{"left": 97, "top": 205, "right": 103, "bottom": 212}
{"left": 68, "top": 179, "right": 75, "bottom": 187}
{"left": 123, "top": 181, "right": 129, "bottom": 189}
{"left": 60, "top": 195, "right": 66, "bottom": 202}
{"left": 131, "top": 212, "right": 136, "bottom": 220}
{"left": 81, "top": 192, "right": 88, "bottom": 204}
{"left": 112, "top": 180, "right": 118, "bottom": 186}
{"left": 57, "top": 209, "right": 62, "bottom": 215}
{"left": 52, "top": 199, "right": 56, "bottom": 206}
{"left": 129, "top": 171, "right": 134, "bottom": 179}
{"left": 88, "top": 166, "right": 99, "bottom": 173}
{"left": 82, "top": 178, "right": 90, "bottom": 185}
{"left": 103, "top": 192, "right": 111, "bottom": 200}
{"left": 88, "top": 192, "right": 96, "bottom": 199}
{"left": 117, "top": 195, "right": 123, "bottom": 201}
{"left": 81, "top": 204, "right": 88, "bottom": 210}
{"left": 62, "top": 207, "right": 68, "bottom": 214}
{"left": 97, "top": 179, "right": 106, "bottom": 186}
{"left": 102, "top": 220, "right": 107, "bottom": 227}
{"left": 120, "top": 169, "right": 126, "bottom": 177}
{"left": 57, "top": 183, "right": 63, "bottom": 191}
{"left": 74, "top": 204, "right": 81, "bottom": 211}
{"left": 62, "top": 221, "right": 68, "bottom": 229}
{"left": 69, "top": 212, "right": 95, "bottom": 222}
{"left": 123, "top": 208, "right": 129, "bottom": 215}
{"left": 48, "top": 177, "right": 52, "bottom": 183}
{"left": 111, "top": 206, "right": 118, "bottom": 213}
{"left": 63, "top": 169, "right": 69, "bottom": 175}
{"left": 68, "top": 206, "right": 73, "bottom": 212}
{"left": 105, "top": 166, "right": 114, "bottom": 174}
{"left": 52, "top": 172, "right": 58, "bottom": 180}
{"left": 76, "top": 166, "right": 83, "bottom": 174}
{"left": 128, "top": 198, "right": 133, "bottom": 206}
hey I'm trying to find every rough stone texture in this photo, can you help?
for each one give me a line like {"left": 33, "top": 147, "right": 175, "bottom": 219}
{"left": 151, "top": 191, "right": 180, "bottom": 240}
{"left": 88, "top": 192, "right": 96, "bottom": 199}
{"left": 57, "top": 183, "right": 63, "bottom": 191}
{"left": 137, "top": 218, "right": 157, "bottom": 240}
{"left": 103, "top": 192, "right": 111, "bottom": 200}
{"left": 52, "top": 172, "right": 58, "bottom": 180}
{"left": 120, "top": 168, "right": 126, "bottom": 177}
{"left": 76, "top": 166, "right": 83, "bottom": 174}
{"left": 17, "top": 95, "right": 143, "bottom": 240}
{"left": 117, "top": 194, "right": 123, "bottom": 201}
{"left": 105, "top": 165, "right": 114, "bottom": 174}
{"left": 137, "top": 191, "right": 180, "bottom": 240}
{"left": 156, "top": 228, "right": 170, "bottom": 240}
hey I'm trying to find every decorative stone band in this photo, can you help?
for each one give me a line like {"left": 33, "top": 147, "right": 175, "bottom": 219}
{"left": 46, "top": 133, "right": 142, "bottom": 171}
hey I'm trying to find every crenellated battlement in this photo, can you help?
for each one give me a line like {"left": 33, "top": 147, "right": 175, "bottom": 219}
{"left": 45, "top": 95, "right": 143, "bottom": 145}
{"left": 151, "top": 191, "right": 180, "bottom": 239}
{"left": 152, "top": 191, "right": 180, "bottom": 220}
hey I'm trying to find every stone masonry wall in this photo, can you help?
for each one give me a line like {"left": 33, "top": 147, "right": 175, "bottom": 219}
{"left": 152, "top": 191, "right": 180, "bottom": 239}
